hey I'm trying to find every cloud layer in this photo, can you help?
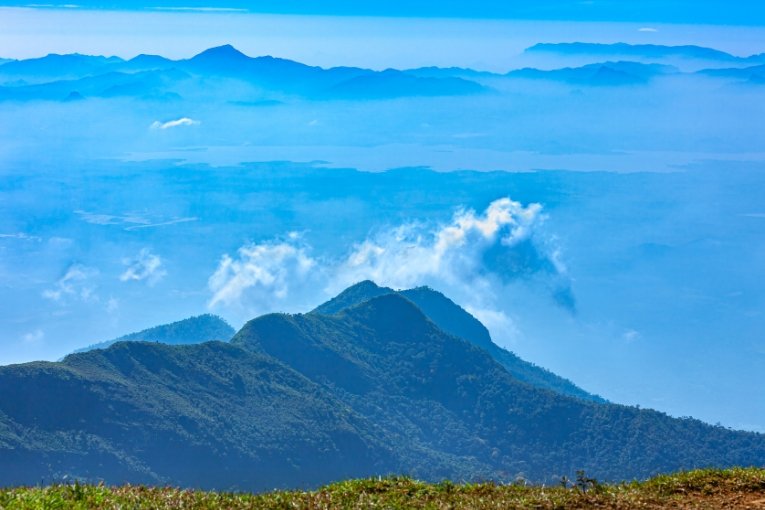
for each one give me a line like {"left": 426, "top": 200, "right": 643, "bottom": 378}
{"left": 208, "top": 233, "right": 317, "bottom": 310}
{"left": 207, "top": 198, "right": 574, "bottom": 331}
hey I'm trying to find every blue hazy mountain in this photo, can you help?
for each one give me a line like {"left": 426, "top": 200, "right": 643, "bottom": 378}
{"left": 0, "top": 53, "right": 124, "bottom": 80}
{"left": 72, "top": 314, "right": 235, "bottom": 354}
{"left": 1, "top": 288, "right": 763, "bottom": 489}
{"left": 0, "top": 68, "right": 190, "bottom": 100}
{"left": 403, "top": 66, "right": 502, "bottom": 80}
{"left": 323, "top": 69, "right": 486, "bottom": 99}
{"left": 0, "top": 45, "right": 488, "bottom": 100}
{"left": 313, "top": 281, "right": 604, "bottom": 402}
{"left": 116, "top": 54, "right": 176, "bottom": 72}
{"left": 507, "top": 61, "right": 678, "bottom": 85}
{"left": 526, "top": 43, "right": 765, "bottom": 65}
{"left": 698, "top": 65, "right": 765, "bottom": 84}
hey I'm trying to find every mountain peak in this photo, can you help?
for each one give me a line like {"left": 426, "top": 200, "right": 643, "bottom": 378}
{"left": 191, "top": 44, "right": 249, "bottom": 62}
{"left": 312, "top": 280, "right": 394, "bottom": 315}
{"left": 343, "top": 293, "right": 431, "bottom": 334}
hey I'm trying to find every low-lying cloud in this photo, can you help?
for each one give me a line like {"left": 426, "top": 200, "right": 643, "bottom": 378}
{"left": 207, "top": 198, "right": 575, "bottom": 331}
{"left": 208, "top": 233, "right": 318, "bottom": 310}
{"left": 150, "top": 117, "right": 200, "bottom": 130}
{"left": 120, "top": 248, "right": 166, "bottom": 285}
{"left": 42, "top": 264, "right": 99, "bottom": 303}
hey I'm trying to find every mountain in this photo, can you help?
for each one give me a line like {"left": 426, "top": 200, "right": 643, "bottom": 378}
{"left": 117, "top": 54, "right": 175, "bottom": 72}
{"left": 0, "top": 53, "right": 123, "bottom": 80}
{"left": 314, "top": 281, "right": 603, "bottom": 402}
{"left": 403, "top": 66, "right": 502, "bottom": 80}
{"left": 2, "top": 288, "right": 765, "bottom": 488}
{"left": 324, "top": 69, "right": 486, "bottom": 98}
{"left": 0, "top": 68, "right": 190, "bottom": 101}
{"left": 507, "top": 61, "right": 677, "bottom": 85}
{"left": 526, "top": 43, "right": 765, "bottom": 65}
{"left": 72, "top": 314, "right": 235, "bottom": 354}
{"left": 698, "top": 64, "right": 765, "bottom": 84}
{"left": 3, "top": 289, "right": 763, "bottom": 489}
{"left": 0, "top": 46, "right": 488, "bottom": 101}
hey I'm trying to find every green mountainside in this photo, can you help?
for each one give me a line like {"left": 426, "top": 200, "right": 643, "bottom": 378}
{"left": 313, "top": 281, "right": 604, "bottom": 402}
{"left": 72, "top": 314, "right": 235, "bottom": 354}
{"left": 0, "top": 285, "right": 763, "bottom": 489}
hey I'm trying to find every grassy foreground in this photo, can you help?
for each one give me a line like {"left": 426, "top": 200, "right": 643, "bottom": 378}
{"left": 1, "top": 468, "right": 764, "bottom": 509}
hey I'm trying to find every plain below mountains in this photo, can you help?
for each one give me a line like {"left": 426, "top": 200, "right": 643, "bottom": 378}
{"left": 1, "top": 282, "right": 764, "bottom": 490}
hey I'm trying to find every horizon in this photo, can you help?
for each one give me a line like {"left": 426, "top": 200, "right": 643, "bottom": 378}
{"left": 2, "top": 7, "right": 765, "bottom": 70}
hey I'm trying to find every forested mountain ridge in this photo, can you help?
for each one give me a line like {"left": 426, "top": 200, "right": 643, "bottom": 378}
{"left": 72, "top": 314, "right": 235, "bottom": 354}
{"left": 313, "top": 281, "right": 604, "bottom": 402}
{"left": 0, "top": 285, "right": 763, "bottom": 489}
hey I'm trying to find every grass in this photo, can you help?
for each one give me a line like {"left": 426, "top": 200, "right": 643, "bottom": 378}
{"left": 1, "top": 468, "right": 764, "bottom": 509}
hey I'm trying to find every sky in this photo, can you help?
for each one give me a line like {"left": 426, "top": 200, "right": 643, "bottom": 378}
{"left": 2, "top": 7, "right": 765, "bottom": 70}
{"left": 2, "top": 0, "right": 765, "bottom": 25}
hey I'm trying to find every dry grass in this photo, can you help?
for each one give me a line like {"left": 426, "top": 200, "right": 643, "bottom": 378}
{"left": 1, "top": 468, "right": 764, "bottom": 509}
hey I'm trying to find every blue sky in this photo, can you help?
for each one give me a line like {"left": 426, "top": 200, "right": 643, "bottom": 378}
{"left": 2, "top": 0, "right": 764, "bottom": 25}
{"left": 2, "top": 7, "right": 764, "bottom": 69}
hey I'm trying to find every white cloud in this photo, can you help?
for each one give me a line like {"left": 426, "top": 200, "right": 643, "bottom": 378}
{"left": 150, "top": 117, "right": 200, "bottom": 130}
{"left": 151, "top": 6, "right": 248, "bottom": 12}
{"left": 0, "top": 232, "right": 41, "bottom": 241}
{"left": 75, "top": 210, "right": 150, "bottom": 226}
{"left": 42, "top": 264, "right": 99, "bottom": 303}
{"left": 208, "top": 236, "right": 318, "bottom": 311}
{"left": 21, "top": 329, "right": 45, "bottom": 344}
{"left": 208, "top": 198, "right": 575, "bottom": 328}
{"left": 638, "top": 27, "right": 658, "bottom": 33}
{"left": 334, "top": 197, "right": 545, "bottom": 291}
{"left": 623, "top": 329, "right": 641, "bottom": 343}
{"left": 75, "top": 210, "right": 197, "bottom": 231}
{"left": 124, "top": 217, "right": 197, "bottom": 231}
{"left": 106, "top": 297, "right": 119, "bottom": 314}
{"left": 120, "top": 248, "right": 166, "bottom": 285}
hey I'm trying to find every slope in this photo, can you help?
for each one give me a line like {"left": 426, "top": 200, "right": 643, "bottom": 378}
{"left": 313, "top": 281, "right": 603, "bottom": 402}
{"left": 0, "top": 341, "right": 397, "bottom": 489}
{"left": 1, "top": 288, "right": 764, "bottom": 489}
{"left": 237, "top": 294, "right": 765, "bottom": 482}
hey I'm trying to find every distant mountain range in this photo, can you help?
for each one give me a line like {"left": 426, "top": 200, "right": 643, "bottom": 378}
{"left": 698, "top": 65, "right": 765, "bottom": 84}
{"left": 526, "top": 43, "right": 765, "bottom": 65}
{"left": 71, "top": 314, "right": 234, "bottom": 354}
{"left": 0, "top": 45, "right": 487, "bottom": 101}
{"left": 507, "top": 61, "right": 677, "bottom": 86}
{"left": 1, "top": 42, "right": 762, "bottom": 102}
{"left": 1, "top": 282, "right": 763, "bottom": 490}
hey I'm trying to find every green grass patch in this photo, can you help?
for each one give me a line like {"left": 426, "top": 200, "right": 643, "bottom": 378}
{"left": 1, "top": 468, "right": 764, "bottom": 509}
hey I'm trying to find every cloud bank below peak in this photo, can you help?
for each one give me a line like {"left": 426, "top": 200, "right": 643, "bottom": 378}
{"left": 207, "top": 198, "right": 575, "bottom": 332}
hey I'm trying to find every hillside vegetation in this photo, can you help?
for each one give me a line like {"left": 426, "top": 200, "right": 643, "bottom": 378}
{"left": 72, "top": 314, "right": 235, "bottom": 354}
{"left": 1, "top": 468, "right": 764, "bottom": 509}
{"left": 313, "top": 281, "right": 604, "bottom": 402}
{"left": 1, "top": 284, "right": 764, "bottom": 489}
